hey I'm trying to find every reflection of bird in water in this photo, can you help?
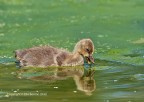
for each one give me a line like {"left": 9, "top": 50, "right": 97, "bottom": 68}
{"left": 73, "top": 69, "right": 96, "bottom": 96}
{"left": 17, "top": 67, "right": 96, "bottom": 95}
{"left": 15, "top": 39, "right": 94, "bottom": 67}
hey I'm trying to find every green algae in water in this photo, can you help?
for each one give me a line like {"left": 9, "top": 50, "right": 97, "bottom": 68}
{"left": 0, "top": 0, "right": 144, "bottom": 101}
{"left": 0, "top": 0, "right": 144, "bottom": 66}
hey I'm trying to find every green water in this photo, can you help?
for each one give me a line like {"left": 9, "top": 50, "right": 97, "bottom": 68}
{"left": 0, "top": 0, "right": 144, "bottom": 102}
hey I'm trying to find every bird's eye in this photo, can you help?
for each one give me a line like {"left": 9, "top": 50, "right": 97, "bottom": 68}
{"left": 86, "top": 48, "right": 89, "bottom": 52}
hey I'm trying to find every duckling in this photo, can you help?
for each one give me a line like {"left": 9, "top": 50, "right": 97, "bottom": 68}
{"left": 15, "top": 39, "right": 94, "bottom": 67}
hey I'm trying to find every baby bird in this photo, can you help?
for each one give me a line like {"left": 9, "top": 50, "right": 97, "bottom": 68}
{"left": 15, "top": 39, "right": 95, "bottom": 67}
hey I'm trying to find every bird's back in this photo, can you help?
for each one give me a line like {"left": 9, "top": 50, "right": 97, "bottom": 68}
{"left": 15, "top": 46, "right": 61, "bottom": 67}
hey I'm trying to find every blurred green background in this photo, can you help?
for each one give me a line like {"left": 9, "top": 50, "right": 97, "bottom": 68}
{"left": 0, "top": 0, "right": 144, "bottom": 65}
{"left": 0, "top": 0, "right": 144, "bottom": 102}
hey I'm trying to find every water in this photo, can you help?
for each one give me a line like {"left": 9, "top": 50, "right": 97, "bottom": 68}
{"left": 0, "top": 63, "right": 144, "bottom": 102}
{"left": 0, "top": 0, "right": 144, "bottom": 102}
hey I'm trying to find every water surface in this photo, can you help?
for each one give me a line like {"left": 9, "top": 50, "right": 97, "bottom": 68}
{"left": 0, "top": 63, "right": 144, "bottom": 102}
{"left": 0, "top": 0, "right": 144, "bottom": 102}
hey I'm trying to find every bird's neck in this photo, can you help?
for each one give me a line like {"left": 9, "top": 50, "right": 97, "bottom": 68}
{"left": 72, "top": 52, "right": 81, "bottom": 59}
{"left": 64, "top": 51, "right": 83, "bottom": 66}
{"left": 73, "top": 42, "right": 80, "bottom": 54}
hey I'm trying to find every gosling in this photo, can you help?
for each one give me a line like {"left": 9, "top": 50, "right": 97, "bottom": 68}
{"left": 15, "top": 39, "right": 94, "bottom": 67}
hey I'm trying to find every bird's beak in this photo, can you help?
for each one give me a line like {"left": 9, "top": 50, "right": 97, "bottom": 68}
{"left": 85, "top": 55, "right": 95, "bottom": 64}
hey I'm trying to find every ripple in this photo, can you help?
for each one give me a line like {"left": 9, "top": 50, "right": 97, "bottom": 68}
{"left": 134, "top": 74, "right": 144, "bottom": 81}
{"left": 0, "top": 91, "right": 7, "bottom": 98}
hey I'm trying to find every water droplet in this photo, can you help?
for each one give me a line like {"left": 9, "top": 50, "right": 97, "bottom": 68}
{"left": 11, "top": 72, "right": 15, "bottom": 75}
{"left": 5, "top": 95, "right": 9, "bottom": 97}
{"left": 13, "top": 90, "right": 17, "bottom": 93}
{"left": 54, "top": 87, "right": 58, "bottom": 89}
{"left": 18, "top": 77, "right": 22, "bottom": 79}
{"left": 114, "top": 80, "right": 118, "bottom": 82}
